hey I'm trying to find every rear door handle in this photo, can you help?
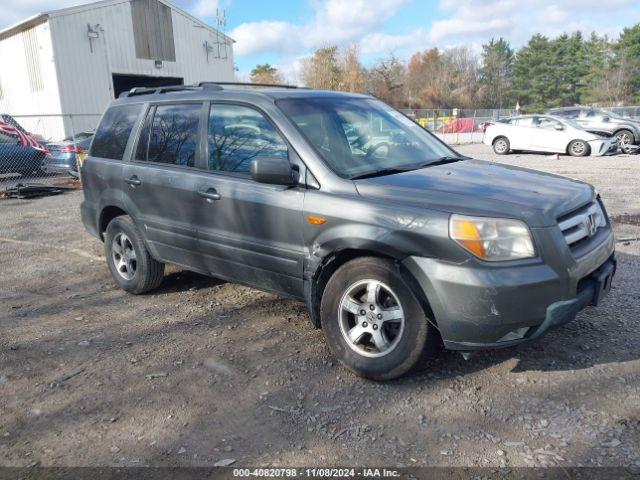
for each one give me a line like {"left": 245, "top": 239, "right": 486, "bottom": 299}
{"left": 198, "top": 188, "right": 221, "bottom": 201}
{"left": 124, "top": 176, "right": 141, "bottom": 186}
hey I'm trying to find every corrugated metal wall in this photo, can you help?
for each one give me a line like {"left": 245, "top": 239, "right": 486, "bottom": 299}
{"left": 49, "top": 0, "right": 235, "bottom": 137}
{"left": 0, "top": 21, "right": 66, "bottom": 139}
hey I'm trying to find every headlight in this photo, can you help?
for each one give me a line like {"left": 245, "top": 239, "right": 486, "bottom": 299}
{"left": 449, "top": 215, "right": 535, "bottom": 261}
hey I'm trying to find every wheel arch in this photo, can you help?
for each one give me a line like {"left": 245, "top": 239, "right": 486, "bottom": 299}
{"left": 99, "top": 205, "right": 128, "bottom": 240}
{"left": 613, "top": 127, "right": 636, "bottom": 143}
{"left": 492, "top": 134, "right": 508, "bottom": 145}
{"left": 305, "top": 245, "right": 437, "bottom": 332}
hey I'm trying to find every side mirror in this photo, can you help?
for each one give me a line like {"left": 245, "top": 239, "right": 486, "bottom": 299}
{"left": 602, "top": 116, "right": 610, "bottom": 122}
{"left": 250, "top": 156, "right": 296, "bottom": 185}
{"left": 554, "top": 124, "right": 564, "bottom": 131}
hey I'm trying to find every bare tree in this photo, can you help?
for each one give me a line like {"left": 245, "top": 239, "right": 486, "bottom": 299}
{"left": 364, "top": 54, "right": 407, "bottom": 107}
{"left": 302, "top": 46, "right": 342, "bottom": 90}
{"left": 338, "top": 45, "right": 365, "bottom": 93}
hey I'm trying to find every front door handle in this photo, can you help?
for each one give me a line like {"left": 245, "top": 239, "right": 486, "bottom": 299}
{"left": 198, "top": 188, "right": 221, "bottom": 201}
{"left": 124, "top": 176, "right": 141, "bottom": 186}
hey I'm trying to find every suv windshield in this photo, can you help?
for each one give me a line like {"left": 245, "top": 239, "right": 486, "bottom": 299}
{"left": 277, "top": 97, "right": 457, "bottom": 178}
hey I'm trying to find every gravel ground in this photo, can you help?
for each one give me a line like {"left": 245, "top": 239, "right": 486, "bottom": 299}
{"left": 1, "top": 144, "right": 639, "bottom": 468}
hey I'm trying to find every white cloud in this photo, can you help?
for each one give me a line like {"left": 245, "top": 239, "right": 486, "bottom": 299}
{"left": 427, "top": 0, "right": 639, "bottom": 45}
{"left": 229, "top": 0, "right": 412, "bottom": 57}
{"left": 231, "top": 20, "right": 301, "bottom": 56}
{"left": 191, "top": 0, "right": 220, "bottom": 18}
{"left": 359, "top": 29, "right": 424, "bottom": 55}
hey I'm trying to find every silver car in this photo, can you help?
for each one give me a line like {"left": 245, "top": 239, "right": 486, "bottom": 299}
{"left": 547, "top": 106, "right": 640, "bottom": 145}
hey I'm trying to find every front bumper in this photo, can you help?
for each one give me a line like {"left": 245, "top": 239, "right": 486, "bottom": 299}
{"left": 403, "top": 227, "right": 616, "bottom": 350}
{"left": 588, "top": 138, "right": 618, "bottom": 156}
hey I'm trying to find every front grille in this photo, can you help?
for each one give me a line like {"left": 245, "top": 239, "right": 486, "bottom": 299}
{"left": 558, "top": 201, "right": 607, "bottom": 250}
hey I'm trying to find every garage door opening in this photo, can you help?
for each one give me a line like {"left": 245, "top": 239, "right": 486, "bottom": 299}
{"left": 112, "top": 74, "right": 184, "bottom": 97}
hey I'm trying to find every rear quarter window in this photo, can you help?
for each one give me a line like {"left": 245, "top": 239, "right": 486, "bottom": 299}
{"left": 90, "top": 104, "right": 142, "bottom": 160}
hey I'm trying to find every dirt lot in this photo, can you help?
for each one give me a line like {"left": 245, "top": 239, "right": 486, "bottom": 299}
{"left": 1, "top": 144, "right": 639, "bottom": 469}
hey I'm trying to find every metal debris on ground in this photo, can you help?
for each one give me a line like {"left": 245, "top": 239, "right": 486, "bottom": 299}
{"left": 3, "top": 183, "right": 74, "bottom": 199}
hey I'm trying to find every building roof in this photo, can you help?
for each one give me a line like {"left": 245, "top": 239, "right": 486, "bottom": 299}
{"left": 0, "top": 0, "right": 234, "bottom": 43}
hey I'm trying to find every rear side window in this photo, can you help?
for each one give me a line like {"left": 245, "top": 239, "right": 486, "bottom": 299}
{"left": 140, "top": 103, "right": 201, "bottom": 167}
{"left": 91, "top": 104, "right": 142, "bottom": 160}
{"left": 208, "top": 104, "right": 288, "bottom": 174}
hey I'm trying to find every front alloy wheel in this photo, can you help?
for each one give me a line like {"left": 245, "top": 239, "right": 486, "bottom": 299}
{"left": 339, "top": 279, "right": 405, "bottom": 358}
{"left": 321, "top": 257, "right": 432, "bottom": 380}
{"left": 616, "top": 130, "right": 634, "bottom": 145}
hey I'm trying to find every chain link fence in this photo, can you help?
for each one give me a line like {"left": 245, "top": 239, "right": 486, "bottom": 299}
{"left": 0, "top": 113, "right": 102, "bottom": 190}
{"left": 400, "top": 108, "right": 517, "bottom": 145}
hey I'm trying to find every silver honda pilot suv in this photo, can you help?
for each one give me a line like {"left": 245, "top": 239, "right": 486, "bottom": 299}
{"left": 80, "top": 83, "right": 616, "bottom": 380}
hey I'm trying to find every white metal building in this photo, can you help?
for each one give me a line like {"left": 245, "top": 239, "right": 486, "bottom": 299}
{"left": 0, "top": 0, "right": 235, "bottom": 139}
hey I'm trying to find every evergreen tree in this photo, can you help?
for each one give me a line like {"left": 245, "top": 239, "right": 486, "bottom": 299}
{"left": 250, "top": 64, "right": 283, "bottom": 85}
{"left": 616, "top": 24, "right": 640, "bottom": 101}
{"left": 511, "top": 34, "right": 556, "bottom": 111}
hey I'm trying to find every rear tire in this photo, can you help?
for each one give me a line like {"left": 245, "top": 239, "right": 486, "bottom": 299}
{"left": 320, "top": 257, "right": 431, "bottom": 381}
{"left": 104, "top": 216, "right": 164, "bottom": 294}
{"left": 568, "top": 139, "right": 590, "bottom": 157}
{"left": 493, "top": 137, "right": 510, "bottom": 155}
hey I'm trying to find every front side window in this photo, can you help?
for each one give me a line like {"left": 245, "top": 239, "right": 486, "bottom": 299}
{"left": 276, "top": 97, "right": 455, "bottom": 178}
{"left": 207, "top": 104, "right": 288, "bottom": 174}
{"left": 513, "top": 117, "right": 534, "bottom": 126}
{"left": 145, "top": 103, "right": 201, "bottom": 167}
{"left": 91, "top": 104, "right": 142, "bottom": 160}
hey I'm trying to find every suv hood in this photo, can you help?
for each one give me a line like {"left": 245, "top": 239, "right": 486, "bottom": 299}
{"left": 354, "top": 160, "right": 594, "bottom": 227}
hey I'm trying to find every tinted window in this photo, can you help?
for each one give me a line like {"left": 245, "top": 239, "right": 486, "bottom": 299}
{"left": 208, "top": 104, "right": 288, "bottom": 174}
{"left": 91, "top": 104, "right": 142, "bottom": 160}
{"left": 146, "top": 103, "right": 201, "bottom": 167}
{"left": 557, "top": 109, "right": 579, "bottom": 119}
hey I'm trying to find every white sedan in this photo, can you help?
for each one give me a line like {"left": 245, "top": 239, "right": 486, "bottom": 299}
{"left": 483, "top": 115, "right": 618, "bottom": 156}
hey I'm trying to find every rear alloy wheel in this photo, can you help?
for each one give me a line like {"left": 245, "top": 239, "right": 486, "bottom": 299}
{"left": 321, "top": 257, "right": 431, "bottom": 381}
{"left": 493, "top": 137, "right": 510, "bottom": 155}
{"left": 615, "top": 129, "right": 634, "bottom": 145}
{"left": 105, "top": 216, "right": 165, "bottom": 294}
{"left": 568, "top": 139, "right": 589, "bottom": 157}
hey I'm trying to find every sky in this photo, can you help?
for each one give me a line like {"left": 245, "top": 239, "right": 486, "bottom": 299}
{"left": 2, "top": 0, "right": 640, "bottom": 82}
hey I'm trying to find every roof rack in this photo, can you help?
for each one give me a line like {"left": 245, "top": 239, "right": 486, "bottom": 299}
{"left": 197, "top": 81, "right": 301, "bottom": 89}
{"left": 119, "top": 83, "right": 222, "bottom": 98}
{"left": 118, "top": 81, "right": 302, "bottom": 98}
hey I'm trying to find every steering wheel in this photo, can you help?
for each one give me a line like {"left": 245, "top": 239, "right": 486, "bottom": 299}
{"left": 364, "top": 141, "right": 390, "bottom": 159}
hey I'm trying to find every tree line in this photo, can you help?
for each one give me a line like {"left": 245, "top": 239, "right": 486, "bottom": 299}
{"left": 249, "top": 24, "right": 640, "bottom": 112}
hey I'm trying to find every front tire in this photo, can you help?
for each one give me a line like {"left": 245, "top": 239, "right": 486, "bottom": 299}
{"left": 104, "top": 216, "right": 164, "bottom": 294}
{"left": 568, "top": 139, "right": 590, "bottom": 157}
{"left": 615, "top": 129, "right": 634, "bottom": 145}
{"left": 493, "top": 136, "right": 510, "bottom": 155}
{"left": 320, "top": 257, "right": 431, "bottom": 381}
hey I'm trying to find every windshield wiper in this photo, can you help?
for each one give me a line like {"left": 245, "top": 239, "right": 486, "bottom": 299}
{"left": 423, "top": 155, "right": 468, "bottom": 166}
{"left": 350, "top": 156, "right": 467, "bottom": 180}
{"left": 350, "top": 166, "right": 417, "bottom": 180}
